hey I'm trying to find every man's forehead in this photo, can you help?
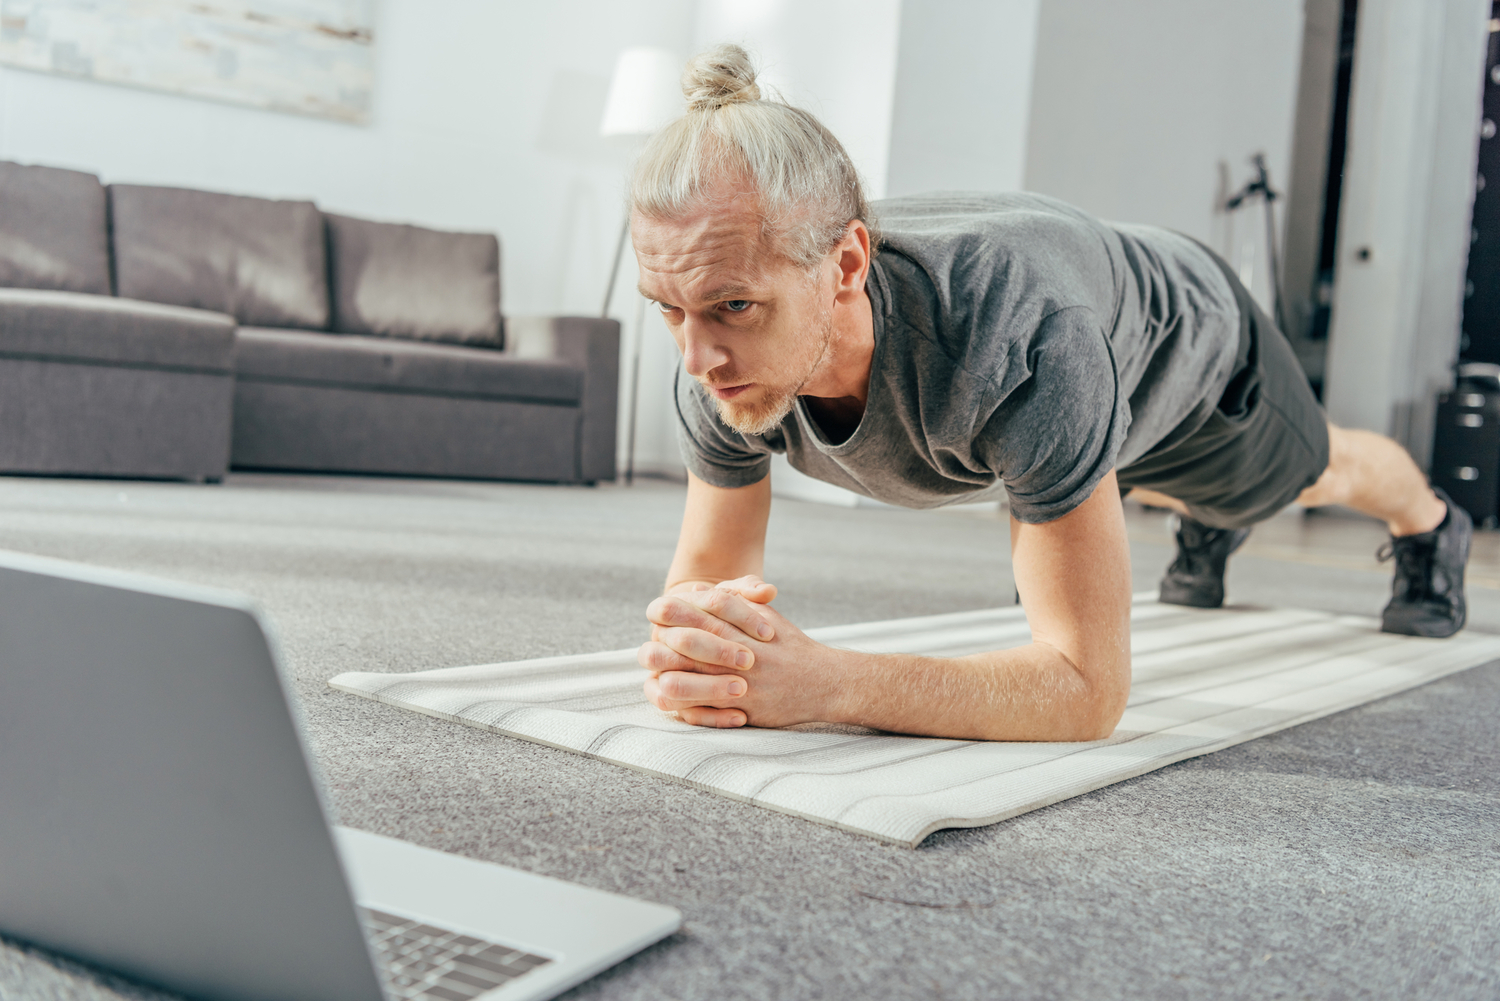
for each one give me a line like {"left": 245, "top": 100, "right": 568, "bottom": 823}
{"left": 633, "top": 211, "right": 763, "bottom": 264}
{"left": 632, "top": 191, "right": 778, "bottom": 301}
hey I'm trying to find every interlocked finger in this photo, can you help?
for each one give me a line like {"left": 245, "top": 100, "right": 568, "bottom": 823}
{"left": 642, "top": 672, "right": 747, "bottom": 711}
{"left": 689, "top": 585, "right": 777, "bottom": 640}
{"left": 677, "top": 705, "right": 747, "bottom": 728}
{"left": 638, "top": 640, "right": 718, "bottom": 675}
{"left": 648, "top": 589, "right": 772, "bottom": 644}
{"left": 655, "top": 625, "right": 753, "bottom": 670}
{"left": 655, "top": 669, "right": 747, "bottom": 705}
{"left": 646, "top": 594, "right": 747, "bottom": 641}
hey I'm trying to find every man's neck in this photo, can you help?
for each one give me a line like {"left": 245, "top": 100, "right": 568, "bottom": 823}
{"left": 799, "top": 287, "right": 875, "bottom": 405}
{"left": 797, "top": 287, "right": 875, "bottom": 444}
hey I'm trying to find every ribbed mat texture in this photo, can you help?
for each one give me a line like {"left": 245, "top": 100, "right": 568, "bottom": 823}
{"left": 330, "top": 598, "right": 1500, "bottom": 846}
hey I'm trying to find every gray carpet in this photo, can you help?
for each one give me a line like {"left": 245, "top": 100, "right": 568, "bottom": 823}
{"left": 1, "top": 474, "right": 1497, "bottom": 1001}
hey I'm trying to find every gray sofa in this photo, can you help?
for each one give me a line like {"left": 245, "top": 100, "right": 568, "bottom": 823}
{"left": 0, "top": 163, "right": 236, "bottom": 479}
{"left": 0, "top": 159, "right": 618, "bottom": 484}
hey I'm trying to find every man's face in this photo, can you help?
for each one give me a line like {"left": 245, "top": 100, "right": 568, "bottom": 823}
{"left": 632, "top": 186, "right": 834, "bottom": 436}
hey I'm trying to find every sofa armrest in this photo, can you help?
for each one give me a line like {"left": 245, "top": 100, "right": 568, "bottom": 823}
{"left": 506, "top": 315, "right": 620, "bottom": 482}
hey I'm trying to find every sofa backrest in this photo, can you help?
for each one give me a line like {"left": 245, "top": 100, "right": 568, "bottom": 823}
{"left": 109, "top": 184, "right": 329, "bottom": 329}
{"left": 0, "top": 160, "right": 112, "bottom": 295}
{"left": 325, "top": 213, "right": 502, "bottom": 350}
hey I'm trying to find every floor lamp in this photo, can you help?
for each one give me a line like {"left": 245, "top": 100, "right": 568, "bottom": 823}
{"left": 599, "top": 47, "right": 682, "bottom": 485}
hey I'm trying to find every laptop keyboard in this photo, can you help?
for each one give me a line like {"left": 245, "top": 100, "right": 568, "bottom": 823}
{"left": 363, "top": 908, "right": 553, "bottom": 1000}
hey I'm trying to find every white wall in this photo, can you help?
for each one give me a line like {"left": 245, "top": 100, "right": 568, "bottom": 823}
{"left": 1023, "top": 0, "right": 1304, "bottom": 313}
{"left": 885, "top": 0, "right": 1040, "bottom": 197}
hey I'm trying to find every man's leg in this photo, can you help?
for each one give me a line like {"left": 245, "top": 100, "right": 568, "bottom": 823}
{"left": 1295, "top": 425, "right": 1445, "bottom": 534}
{"left": 1298, "top": 423, "right": 1469, "bottom": 637}
{"left": 1135, "top": 422, "right": 1470, "bottom": 636}
{"left": 1132, "top": 234, "right": 1466, "bottom": 629}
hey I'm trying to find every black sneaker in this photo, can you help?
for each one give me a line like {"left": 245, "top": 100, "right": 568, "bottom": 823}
{"left": 1159, "top": 516, "right": 1251, "bottom": 609}
{"left": 1379, "top": 488, "right": 1471, "bottom": 638}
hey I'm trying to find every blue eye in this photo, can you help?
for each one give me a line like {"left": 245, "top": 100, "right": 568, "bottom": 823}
{"left": 723, "top": 300, "right": 751, "bottom": 312}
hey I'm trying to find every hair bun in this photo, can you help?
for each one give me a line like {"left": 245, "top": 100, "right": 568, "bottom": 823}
{"left": 682, "top": 43, "right": 761, "bottom": 112}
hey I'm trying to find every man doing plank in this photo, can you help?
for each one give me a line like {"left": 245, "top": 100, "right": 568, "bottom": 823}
{"left": 630, "top": 45, "right": 1471, "bottom": 741}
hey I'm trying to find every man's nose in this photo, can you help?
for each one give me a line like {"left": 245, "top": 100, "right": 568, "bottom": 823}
{"left": 677, "top": 316, "right": 730, "bottom": 378}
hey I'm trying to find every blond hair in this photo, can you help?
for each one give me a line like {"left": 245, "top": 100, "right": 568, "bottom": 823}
{"left": 629, "top": 43, "right": 878, "bottom": 268}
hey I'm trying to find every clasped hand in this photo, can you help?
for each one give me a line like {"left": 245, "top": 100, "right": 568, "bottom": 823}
{"left": 637, "top": 576, "right": 844, "bottom": 729}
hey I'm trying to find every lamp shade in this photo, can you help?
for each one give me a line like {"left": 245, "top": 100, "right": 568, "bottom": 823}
{"left": 600, "top": 48, "right": 683, "bottom": 137}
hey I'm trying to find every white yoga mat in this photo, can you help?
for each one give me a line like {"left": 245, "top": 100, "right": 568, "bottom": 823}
{"left": 330, "top": 598, "right": 1500, "bottom": 847}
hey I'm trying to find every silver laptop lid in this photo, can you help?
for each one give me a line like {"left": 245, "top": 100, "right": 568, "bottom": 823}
{"left": 0, "top": 550, "right": 385, "bottom": 1001}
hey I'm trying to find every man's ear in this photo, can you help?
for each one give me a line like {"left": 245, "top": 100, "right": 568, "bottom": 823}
{"left": 833, "top": 219, "right": 871, "bottom": 303}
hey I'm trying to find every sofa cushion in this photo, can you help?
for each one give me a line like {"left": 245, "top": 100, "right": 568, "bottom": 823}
{"left": 0, "top": 288, "right": 235, "bottom": 372}
{"left": 0, "top": 161, "right": 112, "bottom": 295}
{"left": 326, "top": 213, "right": 501, "bottom": 348}
{"left": 234, "top": 328, "right": 580, "bottom": 404}
{"left": 110, "top": 184, "right": 329, "bottom": 329}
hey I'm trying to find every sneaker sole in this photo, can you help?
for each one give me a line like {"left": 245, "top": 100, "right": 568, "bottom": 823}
{"left": 1159, "top": 579, "right": 1225, "bottom": 609}
{"left": 1380, "top": 611, "right": 1467, "bottom": 638}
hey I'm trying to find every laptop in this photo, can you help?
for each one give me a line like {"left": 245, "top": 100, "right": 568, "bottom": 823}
{"left": 0, "top": 549, "right": 680, "bottom": 1001}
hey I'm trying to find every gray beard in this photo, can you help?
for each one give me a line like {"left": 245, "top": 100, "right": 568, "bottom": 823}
{"left": 715, "top": 389, "right": 798, "bottom": 437}
{"left": 714, "top": 304, "right": 835, "bottom": 437}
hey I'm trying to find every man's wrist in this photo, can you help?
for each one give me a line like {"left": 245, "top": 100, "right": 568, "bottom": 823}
{"left": 821, "top": 644, "right": 867, "bottom": 726}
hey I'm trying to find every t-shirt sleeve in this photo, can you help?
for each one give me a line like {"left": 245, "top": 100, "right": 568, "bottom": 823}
{"left": 974, "top": 306, "right": 1125, "bottom": 523}
{"left": 673, "top": 364, "right": 774, "bottom": 487}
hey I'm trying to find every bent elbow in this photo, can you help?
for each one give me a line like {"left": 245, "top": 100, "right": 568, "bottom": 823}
{"left": 1069, "top": 661, "right": 1130, "bottom": 742}
{"left": 1074, "top": 709, "right": 1124, "bottom": 742}
{"left": 1065, "top": 698, "right": 1125, "bottom": 742}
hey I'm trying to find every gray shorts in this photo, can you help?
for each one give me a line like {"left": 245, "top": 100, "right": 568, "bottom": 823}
{"left": 1115, "top": 246, "right": 1330, "bottom": 529}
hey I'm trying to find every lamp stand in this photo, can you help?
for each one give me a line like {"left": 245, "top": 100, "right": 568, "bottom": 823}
{"left": 624, "top": 294, "right": 646, "bottom": 485}
{"left": 601, "top": 216, "right": 630, "bottom": 318}
{"left": 602, "top": 215, "right": 646, "bottom": 485}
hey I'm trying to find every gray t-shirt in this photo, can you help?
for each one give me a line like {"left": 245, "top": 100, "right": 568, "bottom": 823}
{"left": 674, "top": 192, "right": 1242, "bottom": 523}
